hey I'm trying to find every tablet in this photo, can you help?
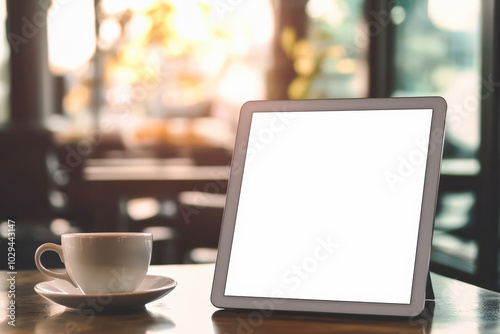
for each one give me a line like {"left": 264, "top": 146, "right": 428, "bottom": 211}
{"left": 211, "top": 97, "right": 446, "bottom": 317}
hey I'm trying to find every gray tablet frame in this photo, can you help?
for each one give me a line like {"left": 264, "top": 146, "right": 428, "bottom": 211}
{"left": 211, "top": 97, "right": 447, "bottom": 317}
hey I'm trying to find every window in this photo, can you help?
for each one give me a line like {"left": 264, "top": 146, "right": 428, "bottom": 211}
{"left": 287, "top": 0, "right": 367, "bottom": 99}
{"left": 393, "top": 0, "right": 481, "bottom": 159}
{"left": 48, "top": 0, "right": 274, "bottom": 157}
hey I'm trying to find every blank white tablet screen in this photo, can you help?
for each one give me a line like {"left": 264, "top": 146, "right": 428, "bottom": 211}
{"left": 224, "top": 109, "right": 433, "bottom": 304}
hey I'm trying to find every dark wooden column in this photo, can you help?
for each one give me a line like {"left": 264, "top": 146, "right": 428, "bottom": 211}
{"left": 6, "top": 0, "right": 53, "bottom": 126}
{"left": 476, "top": 0, "right": 500, "bottom": 291}
{"left": 364, "top": 0, "right": 395, "bottom": 98}
{"left": 0, "top": 0, "right": 55, "bottom": 220}
{"left": 268, "top": 0, "right": 307, "bottom": 100}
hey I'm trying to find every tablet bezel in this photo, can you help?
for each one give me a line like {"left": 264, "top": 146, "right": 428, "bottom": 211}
{"left": 211, "top": 97, "right": 447, "bottom": 317}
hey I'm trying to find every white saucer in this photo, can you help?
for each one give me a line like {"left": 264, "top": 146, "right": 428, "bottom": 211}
{"left": 34, "top": 275, "right": 177, "bottom": 310}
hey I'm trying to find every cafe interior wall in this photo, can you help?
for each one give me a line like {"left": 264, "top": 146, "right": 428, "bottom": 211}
{"left": 0, "top": 0, "right": 495, "bottom": 291}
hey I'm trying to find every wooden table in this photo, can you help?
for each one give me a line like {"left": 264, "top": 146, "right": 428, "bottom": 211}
{"left": 82, "top": 160, "right": 229, "bottom": 232}
{"left": 1, "top": 265, "right": 500, "bottom": 333}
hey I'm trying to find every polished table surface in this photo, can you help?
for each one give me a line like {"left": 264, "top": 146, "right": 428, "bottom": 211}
{"left": 1, "top": 264, "right": 500, "bottom": 333}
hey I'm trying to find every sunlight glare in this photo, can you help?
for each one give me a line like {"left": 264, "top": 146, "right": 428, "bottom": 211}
{"left": 48, "top": 0, "right": 96, "bottom": 74}
{"left": 171, "top": 0, "right": 210, "bottom": 41}
{"left": 428, "top": 0, "right": 479, "bottom": 32}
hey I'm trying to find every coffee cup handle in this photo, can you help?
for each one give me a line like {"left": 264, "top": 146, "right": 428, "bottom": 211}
{"left": 35, "top": 243, "right": 73, "bottom": 284}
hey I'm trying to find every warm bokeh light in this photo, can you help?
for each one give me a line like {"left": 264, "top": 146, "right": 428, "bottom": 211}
{"left": 0, "top": 221, "right": 8, "bottom": 238}
{"left": 288, "top": 0, "right": 366, "bottom": 99}
{"left": 50, "top": 0, "right": 274, "bottom": 147}
{"left": 249, "top": 0, "right": 274, "bottom": 44}
{"left": 50, "top": 218, "right": 71, "bottom": 235}
{"left": 188, "top": 247, "right": 217, "bottom": 263}
{"left": 101, "top": 0, "right": 158, "bottom": 15}
{"left": 288, "top": 76, "right": 309, "bottom": 99}
{"left": 47, "top": 0, "right": 96, "bottom": 74}
{"left": 306, "top": 0, "right": 347, "bottom": 27}
{"left": 178, "top": 191, "right": 226, "bottom": 208}
{"left": 294, "top": 57, "right": 315, "bottom": 75}
{"left": 98, "top": 18, "right": 122, "bottom": 50}
{"left": 326, "top": 45, "right": 345, "bottom": 58}
{"left": 336, "top": 58, "right": 357, "bottom": 74}
{"left": 216, "top": 63, "right": 265, "bottom": 107}
{"left": 127, "top": 197, "right": 161, "bottom": 220}
{"left": 171, "top": 1, "right": 211, "bottom": 41}
{"left": 142, "top": 226, "right": 176, "bottom": 240}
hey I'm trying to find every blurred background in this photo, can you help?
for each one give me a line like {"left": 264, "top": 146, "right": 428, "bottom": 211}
{"left": 0, "top": 0, "right": 498, "bottom": 292}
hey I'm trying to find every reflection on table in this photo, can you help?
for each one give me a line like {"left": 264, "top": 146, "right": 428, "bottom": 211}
{"left": 1, "top": 265, "right": 500, "bottom": 333}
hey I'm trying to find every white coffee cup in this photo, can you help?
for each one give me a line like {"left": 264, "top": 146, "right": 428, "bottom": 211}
{"left": 35, "top": 233, "right": 153, "bottom": 294}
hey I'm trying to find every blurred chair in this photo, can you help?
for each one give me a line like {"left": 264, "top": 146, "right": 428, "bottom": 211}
{"left": 121, "top": 196, "right": 180, "bottom": 264}
{"left": 176, "top": 191, "right": 225, "bottom": 263}
{"left": 185, "top": 247, "right": 218, "bottom": 264}
{"left": 142, "top": 226, "right": 178, "bottom": 264}
{"left": 121, "top": 191, "right": 225, "bottom": 264}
